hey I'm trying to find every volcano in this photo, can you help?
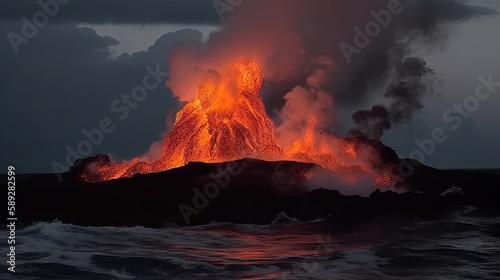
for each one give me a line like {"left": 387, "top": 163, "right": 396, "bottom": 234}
{"left": 83, "top": 58, "right": 398, "bottom": 186}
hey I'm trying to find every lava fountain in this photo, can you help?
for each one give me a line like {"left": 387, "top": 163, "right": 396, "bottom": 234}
{"left": 83, "top": 58, "right": 398, "bottom": 185}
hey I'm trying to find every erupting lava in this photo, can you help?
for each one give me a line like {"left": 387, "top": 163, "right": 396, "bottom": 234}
{"left": 83, "top": 58, "right": 397, "bottom": 185}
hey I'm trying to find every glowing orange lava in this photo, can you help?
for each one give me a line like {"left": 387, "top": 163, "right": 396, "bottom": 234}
{"left": 84, "top": 58, "right": 397, "bottom": 185}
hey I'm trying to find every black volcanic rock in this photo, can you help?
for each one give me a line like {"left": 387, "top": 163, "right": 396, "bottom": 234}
{"left": 3, "top": 156, "right": 500, "bottom": 228}
{"left": 63, "top": 154, "right": 112, "bottom": 182}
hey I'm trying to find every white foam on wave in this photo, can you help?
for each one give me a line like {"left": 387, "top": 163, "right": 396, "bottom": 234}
{"left": 9, "top": 220, "right": 234, "bottom": 278}
{"left": 271, "top": 211, "right": 299, "bottom": 226}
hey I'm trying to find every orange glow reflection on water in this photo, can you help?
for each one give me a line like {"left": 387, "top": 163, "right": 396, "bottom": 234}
{"left": 162, "top": 225, "right": 388, "bottom": 280}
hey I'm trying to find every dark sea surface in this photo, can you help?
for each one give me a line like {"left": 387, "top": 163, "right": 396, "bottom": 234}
{"left": 2, "top": 208, "right": 499, "bottom": 280}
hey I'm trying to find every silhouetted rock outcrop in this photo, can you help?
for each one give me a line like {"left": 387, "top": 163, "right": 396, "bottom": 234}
{"left": 3, "top": 154, "right": 499, "bottom": 228}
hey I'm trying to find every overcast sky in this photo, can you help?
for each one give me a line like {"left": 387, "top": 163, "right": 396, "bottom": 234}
{"left": 1, "top": 0, "right": 499, "bottom": 173}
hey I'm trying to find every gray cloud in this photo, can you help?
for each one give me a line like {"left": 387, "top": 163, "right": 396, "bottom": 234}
{"left": 0, "top": 0, "right": 220, "bottom": 24}
{"left": 0, "top": 23, "right": 202, "bottom": 172}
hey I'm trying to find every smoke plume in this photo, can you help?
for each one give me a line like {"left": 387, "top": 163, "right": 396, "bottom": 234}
{"left": 162, "top": 0, "right": 497, "bottom": 152}
{"left": 350, "top": 57, "right": 437, "bottom": 139}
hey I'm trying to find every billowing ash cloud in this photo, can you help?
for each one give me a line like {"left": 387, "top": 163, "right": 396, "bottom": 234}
{"left": 164, "top": 0, "right": 496, "bottom": 141}
{"left": 350, "top": 105, "right": 392, "bottom": 139}
{"left": 386, "top": 57, "right": 437, "bottom": 123}
{"left": 350, "top": 57, "right": 437, "bottom": 139}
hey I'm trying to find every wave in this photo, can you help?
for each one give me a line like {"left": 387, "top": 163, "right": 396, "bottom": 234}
{"left": 1, "top": 209, "right": 499, "bottom": 280}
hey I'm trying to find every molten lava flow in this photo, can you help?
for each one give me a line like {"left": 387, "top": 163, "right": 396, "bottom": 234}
{"left": 86, "top": 58, "right": 397, "bottom": 185}
{"left": 88, "top": 59, "right": 282, "bottom": 181}
{"left": 159, "top": 58, "right": 282, "bottom": 168}
{"left": 281, "top": 116, "right": 397, "bottom": 184}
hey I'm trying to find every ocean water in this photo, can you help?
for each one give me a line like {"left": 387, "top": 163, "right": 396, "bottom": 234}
{"left": 2, "top": 209, "right": 499, "bottom": 280}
